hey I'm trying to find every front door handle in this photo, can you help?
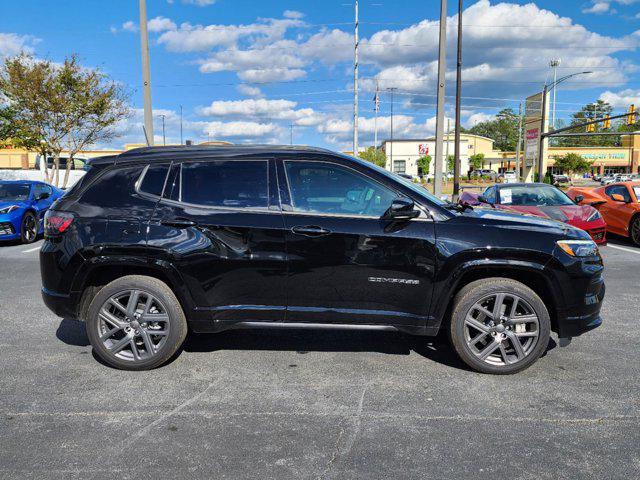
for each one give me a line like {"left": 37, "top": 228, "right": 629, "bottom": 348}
{"left": 291, "top": 225, "right": 331, "bottom": 237}
{"left": 161, "top": 218, "right": 197, "bottom": 229}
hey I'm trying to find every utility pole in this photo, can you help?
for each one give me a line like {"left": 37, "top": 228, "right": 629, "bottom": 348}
{"left": 515, "top": 101, "right": 523, "bottom": 181}
{"left": 179, "top": 105, "right": 183, "bottom": 145}
{"left": 353, "top": 0, "right": 359, "bottom": 155}
{"left": 159, "top": 114, "right": 166, "bottom": 146}
{"left": 388, "top": 87, "right": 397, "bottom": 172}
{"left": 549, "top": 59, "right": 561, "bottom": 129}
{"left": 374, "top": 80, "right": 379, "bottom": 149}
{"left": 453, "top": 0, "right": 463, "bottom": 199}
{"left": 433, "top": 0, "right": 448, "bottom": 197}
{"left": 139, "top": 0, "right": 154, "bottom": 146}
{"left": 445, "top": 119, "right": 451, "bottom": 186}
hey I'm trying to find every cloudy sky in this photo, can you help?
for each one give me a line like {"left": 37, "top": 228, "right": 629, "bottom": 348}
{"left": 2, "top": 0, "right": 640, "bottom": 150}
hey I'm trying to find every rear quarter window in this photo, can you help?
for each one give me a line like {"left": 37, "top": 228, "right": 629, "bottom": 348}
{"left": 139, "top": 164, "right": 170, "bottom": 197}
{"left": 80, "top": 165, "right": 146, "bottom": 207}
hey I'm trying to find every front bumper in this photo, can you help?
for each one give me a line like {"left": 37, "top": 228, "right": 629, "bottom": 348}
{"left": 0, "top": 211, "right": 23, "bottom": 241}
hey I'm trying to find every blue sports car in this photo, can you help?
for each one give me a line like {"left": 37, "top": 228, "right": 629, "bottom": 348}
{"left": 0, "top": 180, "right": 64, "bottom": 244}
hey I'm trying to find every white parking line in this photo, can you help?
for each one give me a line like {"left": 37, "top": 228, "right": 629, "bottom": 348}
{"left": 607, "top": 244, "right": 640, "bottom": 256}
{"left": 22, "top": 246, "right": 41, "bottom": 253}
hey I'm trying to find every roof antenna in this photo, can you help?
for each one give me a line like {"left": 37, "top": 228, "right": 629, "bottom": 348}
{"left": 142, "top": 125, "right": 151, "bottom": 147}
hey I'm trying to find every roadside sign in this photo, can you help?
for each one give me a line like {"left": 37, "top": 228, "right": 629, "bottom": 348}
{"left": 525, "top": 127, "right": 540, "bottom": 167}
{"left": 419, "top": 144, "right": 429, "bottom": 155}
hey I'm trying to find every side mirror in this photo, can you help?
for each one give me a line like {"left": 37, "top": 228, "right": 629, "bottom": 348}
{"left": 574, "top": 195, "right": 584, "bottom": 204}
{"left": 383, "top": 197, "right": 420, "bottom": 221}
{"left": 611, "top": 193, "right": 627, "bottom": 203}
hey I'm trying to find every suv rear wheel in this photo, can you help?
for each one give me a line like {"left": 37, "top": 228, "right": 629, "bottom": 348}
{"left": 449, "top": 278, "right": 551, "bottom": 374}
{"left": 86, "top": 275, "right": 188, "bottom": 370}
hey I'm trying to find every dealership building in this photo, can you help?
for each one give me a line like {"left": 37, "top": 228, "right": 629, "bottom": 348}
{"left": 380, "top": 132, "right": 640, "bottom": 177}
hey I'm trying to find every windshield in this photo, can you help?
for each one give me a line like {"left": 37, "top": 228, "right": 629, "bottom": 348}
{"left": 498, "top": 185, "right": 574, "bottom": 206}
{"left": 343, "top": 154, "right": 447, "bottom": 206}
{"left": 633, "top": 186, "right": 640, "bottom": 201}
{"left": 0, "top": 184, "right": 30, "bottom": 202}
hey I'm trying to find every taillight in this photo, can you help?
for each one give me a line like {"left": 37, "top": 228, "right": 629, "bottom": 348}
{"left": 45, "top": 211, "right": 74, "bottom": 236}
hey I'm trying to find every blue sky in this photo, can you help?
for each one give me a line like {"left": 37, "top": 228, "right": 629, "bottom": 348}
{"left": 1, "top": 0, "right": 640, "bottom": 149}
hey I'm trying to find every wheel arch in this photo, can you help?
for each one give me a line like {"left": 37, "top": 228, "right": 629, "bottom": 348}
{"left": 629, "top": 211, "right": 640, "bottom": 242}
{"left": 72, "top": 258, "right": 196, "bottom": 322}
{"left": 432, "top": 260, "right": 562, "bottom": 335}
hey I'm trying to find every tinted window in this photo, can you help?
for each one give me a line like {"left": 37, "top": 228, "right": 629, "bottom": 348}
{"left": 165, "top": 163, "right": 181, "bottom": 201}
{"left": 498, "top": 185, "right": 574, "bottom": 206}
{"left": 285, "top": 161, "right": 397, "bottom": 217}
{"left": 605, "top": 185, "right": 631, "bottom": 202}
{"left": 81, "top": 166, "right": 146, "bottom": 208}
{"left": 181, "top": 160, "right": 268, "bottom": 208}
{"left": 33, "top": 184, "right": 52, "bottom": 199}
{"left": 139, "top": 164, "right": 170, "bottom": 197}
{"left": 0, "top": 184, "right": 30, "bottom": 201}
{"left": 483, "top": 187, "right": 497, "bottom": 204}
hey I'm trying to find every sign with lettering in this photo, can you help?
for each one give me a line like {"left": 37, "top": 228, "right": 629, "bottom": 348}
{"left": 418, "top": 144, "right": 429, "bottom": 155}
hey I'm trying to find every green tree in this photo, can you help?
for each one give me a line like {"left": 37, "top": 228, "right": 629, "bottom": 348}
{"left": 446, "top": 154, "right": 455, "bottom": 173}
{"left": 555, "top": 100, "right": 618, "bottom": 148}
{"left": 554, "top": 153, "right": 593, "bottom": 177}
{"left": 470, "top": 153, "right": 485, "bottom": 170}
{"left": 417, "top": 155, "right": 432, "bottom": 177}
{"left": 0, "top": 55, "right": 129, "bottom": 187}
{"left": 358, "top": 146, "right": 387, "bottom": 168}
{"left": 465, "top": 108, "right": 521, "bottom": 151}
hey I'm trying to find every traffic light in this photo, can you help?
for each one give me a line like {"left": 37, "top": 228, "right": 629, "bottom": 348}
{"left": 586, "top": 122, "right": 595, "bottom": 133}
{"left": 628, "top": 104, "right": 636, "bottom": 125}
{"left": 603, "top": 115, "right": 611, "bottom": 129}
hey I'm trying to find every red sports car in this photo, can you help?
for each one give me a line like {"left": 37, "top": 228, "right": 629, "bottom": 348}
{"left": 459, "top": 183, "right": 607, "bottom": 244}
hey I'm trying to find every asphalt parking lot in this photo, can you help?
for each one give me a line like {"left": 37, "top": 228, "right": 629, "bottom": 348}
{"left": 0, "top": 238, "right": 639, "bottom": 479}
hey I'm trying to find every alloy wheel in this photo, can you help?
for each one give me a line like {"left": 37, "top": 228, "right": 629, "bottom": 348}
{"left": 463, "top": 292, "right": 540, "bottom": 367}
{"left": 23, "top": 215, "right": 37, "bottom": 242}
{"left": 98, "top": 290, "right": 171, "bottom": 362}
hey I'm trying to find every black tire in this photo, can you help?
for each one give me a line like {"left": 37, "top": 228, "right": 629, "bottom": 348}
{"left": 630, "top": 215, "right": 640, "bottom": 246}
{"left": 86, "top": 275, "right": 188, "bottom": 370}
{"left": 20, "top": 211, "right": 38, "bottom": 244}
{"left": 449, "top": 278, "right": 551, "bottom": 375}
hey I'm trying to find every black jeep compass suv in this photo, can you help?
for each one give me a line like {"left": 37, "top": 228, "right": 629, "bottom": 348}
{"left": 40, "top": 146, "right": 604, "bottom": 374}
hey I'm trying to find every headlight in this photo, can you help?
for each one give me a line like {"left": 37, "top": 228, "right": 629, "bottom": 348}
{"left": 557, "top": 240, "right": 599, "bottom": 257}
{"left": 586, "top": 209, "right": 601, "bottom": 222}
{"left": 0, "top": 205, "right": 19, "bottom": 215}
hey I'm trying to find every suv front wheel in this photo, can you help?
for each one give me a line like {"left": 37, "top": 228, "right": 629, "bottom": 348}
{"left": 449, "top": 278, "right": 551, "bottom": 374}
{"left": 86, "top": 275, "right": 188, "bottom": 370}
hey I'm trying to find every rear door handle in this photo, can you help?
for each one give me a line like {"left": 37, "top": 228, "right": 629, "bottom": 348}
{"left": 291, "top": 225, "right": 331, "bottom": 237}
{"left": 161, "top": 218, "right": 197, "bottom": 229}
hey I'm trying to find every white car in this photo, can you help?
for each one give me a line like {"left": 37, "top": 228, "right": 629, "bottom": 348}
{"left": 500, "top": 171, "right": 518, "bottom": 183}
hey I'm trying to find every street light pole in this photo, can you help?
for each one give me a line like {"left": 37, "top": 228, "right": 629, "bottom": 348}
{"left": 139, "top": 0, "right": 154, "bottom": 146}
{"left": 179, "top": 105, "right": 183, "bottom": 145}
{"left": 353, "top": 0, "right": 359, "bottom": 156}
{"left": 433, "top": 0, "right": 448, "bottom": 197}
{"left": 388, "top": 87, "right": 397, "bottom": 172}
{"left": 549, "top": 59, "right": 561, "bottom": 129}
{"left": 515, "top": 101, "right": 523, "bottom": 181}
{"left": 159, "top": 114, "right": 166, "bottom": 146}
{"left": 537, "top": 71, "right": 592, "bottom": 181}
{"left": 453, "top": 0, "right": 463, "bottom": 200}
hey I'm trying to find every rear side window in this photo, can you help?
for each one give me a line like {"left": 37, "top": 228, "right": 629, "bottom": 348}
{"left": 80, "top": 165, "right": 146, "bottom": 208}
{"left": 180, "top": 161, "right": 268, "bottom": 208}
{"left": 139, "top": 164, "right": 170, "bottom": 197}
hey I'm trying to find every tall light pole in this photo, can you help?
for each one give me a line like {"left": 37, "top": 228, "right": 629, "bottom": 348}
{"left": 453, "top": 0, "right": 463, "bottom": 199}
{"left": 433, "top": 0, "right": 448, "bottom": 197}
{"left": 387, "top": 87, "right": 397, "bottom": 172}
{"left": 353, "top": 0, "right": 359, "bottom": 155}
{"left": 179, "top": 105, "right": 183, "bottom": 145}
{"left": 537, "top": 71, "right": 592, "bottom": 179}
{"left": 515, "top": 101, "right": 523, "bottom": 181}
{"left": 374, "top": 80, "right": 379, "bottom": 149}
{"left": 158, "top": 114, "right": 166, "bottom": 146}
{"left": 139, "top": 0, "right": 154, "bottom": 146}
{"left": 549, "top": 59, "right": 561, "bottom": 130}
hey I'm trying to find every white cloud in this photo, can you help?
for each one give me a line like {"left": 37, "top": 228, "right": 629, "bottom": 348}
{"left": 465, "top": 112, "right": 495, "bottom": 127}
{"left": 0, "top": 33, "right": 39, "bottom": 57}
{"left": 583, "top": 2, "right": 611, "bottom": 14}
{"left": 599, "top": 89, "right": 640, "bottom": 108}
{"left": 183, "top": 0, "right": 216, "bottom": 6}
{"left": 202, "top": 120, "right": 280, "bottom": 140}
{"left": 236, "top": 84, "right": 264, "bottom": 98}
{"left": 122, "top": 21, "right": 138, "bottom": 33}
{"left": 198, "top": 98, "right": 324, "bottom": 126}
{"left": 148, "top": 16, "right": 177, "bottom": 33}
{"left": 283, "top": 10, "right": 305, "bottom": 20}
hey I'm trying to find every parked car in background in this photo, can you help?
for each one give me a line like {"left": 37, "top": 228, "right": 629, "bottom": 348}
{"left": 499, "top": 171, "right": 517, "bottom": 183}
{"left": 568, "top": 181, "right": 640, "bottom": 245}
{"left": 600, "top": 176, "right": 616, "bottom": 185}
{"left": 35, "top": 155, "right": 88, "bottom": 171}
{"left": 470, "top": 169, "right": 498, "bottom": 181}
{"left": 552, "top": 173, "right": 570, "bottom": 185}
{"left": 40, "top": 145, "right": 604, "bottom": 374}
{"left": 459, "top": 183, "right": 607, "bottom": 244}
{"left": 0, "top": 180, "right": 64, "bottom": 244}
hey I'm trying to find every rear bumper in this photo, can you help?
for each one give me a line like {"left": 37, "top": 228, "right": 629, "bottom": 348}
{"left": 42, "top": 287, "right": 78, "bottom": 319}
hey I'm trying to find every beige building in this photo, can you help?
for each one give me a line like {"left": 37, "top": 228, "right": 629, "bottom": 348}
{"left": 380, "top": 134, "right": 494, "bottom": 177}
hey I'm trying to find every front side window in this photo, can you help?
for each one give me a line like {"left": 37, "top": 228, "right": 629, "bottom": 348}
{"left": 284, "top": 161, "right": 397, "bottom": 217}
{"left": 181, "top": 160, "right": 268, "bottom": 208}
